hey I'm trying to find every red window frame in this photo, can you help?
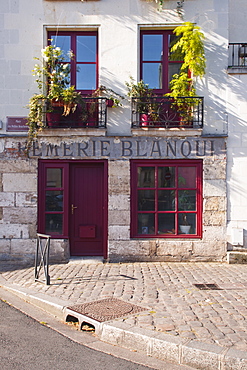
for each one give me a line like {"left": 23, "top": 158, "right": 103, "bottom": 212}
{"left": 38, "top": 160, "right": 69, "bottom": 238}
{"left": 48, "top": 30, "right": 98, "bottom": 95}
{"left": 140, "top": 30, "right": 183, "bottom": 95}
{"left": 130, "top": 159, "right": 203, "bottom": 238}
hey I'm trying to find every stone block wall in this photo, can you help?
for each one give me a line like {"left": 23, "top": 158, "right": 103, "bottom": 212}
{"left": 108, "top": 155, "right": 227, "bottom": 262}
{"left": 0, "top": 147, "right": 37, "bottom": 263}
{"left": 0, "top": 137, "right": 227, "bottom": 263}
{"left": 0, "top": 138, "right": 69, "bottom": 263}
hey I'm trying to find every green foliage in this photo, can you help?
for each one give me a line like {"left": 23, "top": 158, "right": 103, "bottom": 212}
{"left": 167, "top": 22, "right": 206, "bottom": 115}
{"left": 126, "top": 77, "right": 159, "bottom": 119}
{"left": 126, "top": 77, "right": 153, "bottom": 98}
{"left": 171, "top": 22, "right": 206, "bottom": 78}
{"left": 26, "top": 94, "right": 47, "bottom": 152}
{"left": 32, "top": 43, "right": 72, "bottom": 100}
{"left": 61, "top": 86, "right": 84, "bottom": 116}
{"left": 27, "top": 43, "right": 82, "bottom": 148}
{"left": 169, "top": 72, "right": 196, "bottom": 99}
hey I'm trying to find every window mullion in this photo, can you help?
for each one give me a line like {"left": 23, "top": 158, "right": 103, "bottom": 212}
{"left": 155, "top": 165, "right": 158, "bottom": 235}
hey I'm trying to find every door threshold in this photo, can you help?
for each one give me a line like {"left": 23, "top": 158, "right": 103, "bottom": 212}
{"left": 68, "top": 256, "right": 104, "bottom": 264}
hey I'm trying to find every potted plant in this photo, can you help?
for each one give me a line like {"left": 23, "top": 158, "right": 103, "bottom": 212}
{"left": 179, "top": 190, "right": 193, "bottom": 234}
{"left": 167, "top": 22, "right": 206, "bottom": 126}
{"left": 27, "top": 43, "right": 83, "bottom": 147}
{"left": 92, "top": 85, "right": 124, "bottom": 107}
{"left": 178, "top": 175, "right": 195, "bottom": 234}
{"left": 179, "top": 214, "right": 191, "bottom": 234}
{"left": 126, "top": 77, "right": 159, "bottom": 126}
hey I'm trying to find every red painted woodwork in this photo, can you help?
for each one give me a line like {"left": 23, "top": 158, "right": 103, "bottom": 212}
{"left": 140, "top": 30, "right": 183, "bottom": 95}
{"left": 130, "top": 159, "right": 203, "bottom": 239}
{"left": 69, "top": 162, "right": 106, "bottom": 256}
{"left": 48, "top": 31, "right": 98, "bottom": 95}
{"left": 38, "top": 160, "right": 107, "bottom": 258}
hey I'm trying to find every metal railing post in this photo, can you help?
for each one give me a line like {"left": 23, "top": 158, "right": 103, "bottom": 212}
{"left": 35, "top": 233, "right": 51, "bottom": 285}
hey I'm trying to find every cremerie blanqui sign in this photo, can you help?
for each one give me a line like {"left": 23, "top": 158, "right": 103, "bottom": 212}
{"left": 25, "top": 137, "right": 226, "bottom": 159}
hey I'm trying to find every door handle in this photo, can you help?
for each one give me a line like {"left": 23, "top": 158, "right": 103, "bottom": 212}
{"left": 71, "top": 204, "right": 78, "bottom": 215}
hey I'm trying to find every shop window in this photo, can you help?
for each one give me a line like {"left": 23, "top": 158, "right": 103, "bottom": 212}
{"left": 38, "top": 161, "right": 69, "bottom": 237}
{"left": 130, "top": 160, "right": 202, "bottom": 238}
{"left": 140, "top": 30, "right": 183, "bottom": 94}
{"left": 48, "top": 31, "right": 98, "bottom": 95}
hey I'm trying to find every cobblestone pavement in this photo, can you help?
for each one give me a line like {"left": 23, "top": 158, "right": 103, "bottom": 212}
{"left": 1, "top": 262, "right": 247, "bottom": 352}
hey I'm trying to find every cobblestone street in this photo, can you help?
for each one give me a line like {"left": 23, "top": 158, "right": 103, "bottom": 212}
{"left": 1, "top": 262, "right": 247, "bottom": 353}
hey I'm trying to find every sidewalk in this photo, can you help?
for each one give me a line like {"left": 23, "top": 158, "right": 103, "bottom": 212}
{"left": 0, "top": 261, "right": 247, "bottom": 369}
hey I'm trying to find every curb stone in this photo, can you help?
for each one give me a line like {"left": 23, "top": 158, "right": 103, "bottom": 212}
{"left": 1, "top": 279, "right": 247, "bottom": 370}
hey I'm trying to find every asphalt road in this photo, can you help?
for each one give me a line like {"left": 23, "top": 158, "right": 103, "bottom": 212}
{"left": 0, "top": 299, "right": 155, "bottom": 370}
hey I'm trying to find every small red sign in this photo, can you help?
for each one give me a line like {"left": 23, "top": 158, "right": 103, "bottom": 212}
{"left": 7, "top": 117, "right": 28, "bottom": 132}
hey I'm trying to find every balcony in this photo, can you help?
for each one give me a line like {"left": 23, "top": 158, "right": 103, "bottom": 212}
{"left": 228, "top": 43, "right": 247, "bottom": 70}
{"left": 131, "top": 96, "right": 204, "bottom": 129}
{"left": 46, "top": 97, "right": 107, "bottom": 129}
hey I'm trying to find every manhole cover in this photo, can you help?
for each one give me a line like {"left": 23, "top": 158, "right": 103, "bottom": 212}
{"left": 67, "top": 298, "right": 147, "bottom": 322}
{"left": 194, "top": 283, "right": 222, "bottom": 290}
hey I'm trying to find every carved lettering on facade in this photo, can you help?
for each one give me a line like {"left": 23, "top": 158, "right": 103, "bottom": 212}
{"left": 181, "top": 140, "right": 192, "bottom": 157}
{"left": 27, "top": 138, "right": 224, "bottom": 159}
{"left": 136, "top": 140, "right": 147, "bottom": 157}
{"left": 77, "top": 142, "right": 89, "bottom": 157}
{"left": 100, "top": 140, "right": 111, "bottom": 156}
{"left": 150, "top": 140, "right": 162, "bottom": 156}
{"left": 122, "top": 140, "right": 133, "bottom": 156}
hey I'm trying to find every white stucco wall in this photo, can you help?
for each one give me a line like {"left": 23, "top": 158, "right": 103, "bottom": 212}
{"left": 1, "top": 0, "right": 228, "bottom": 136}
{"left": 226, "top": 0, "right": 247, "bottom": 246}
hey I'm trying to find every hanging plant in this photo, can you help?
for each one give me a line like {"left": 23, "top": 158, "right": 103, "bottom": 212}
{"left": 167, "top": 22, "right": 206, "bottom": 119}
{"left": 26, "top": 43, "right": 83, "bottom": 150}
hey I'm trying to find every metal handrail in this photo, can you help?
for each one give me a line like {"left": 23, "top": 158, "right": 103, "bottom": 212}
{"left": 34, "top": 233, "right": 51, "bottom": 285}
{"left": 228, "top": 43, "right": 247, "bottom": 68}
{"left": 131, "top": 96, "right": 204, "bottom": 129}
{"left": 45, "top": 97, "right": 107, "bottom": 129}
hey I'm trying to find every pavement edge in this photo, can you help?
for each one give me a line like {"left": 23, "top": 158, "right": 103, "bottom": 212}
{"left": 1, "top": 277, "right": 247, "bottom": 370}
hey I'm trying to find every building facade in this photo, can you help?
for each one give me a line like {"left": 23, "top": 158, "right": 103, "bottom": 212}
{"left": 0, "top": 0, "right": 246, "bottom": 263}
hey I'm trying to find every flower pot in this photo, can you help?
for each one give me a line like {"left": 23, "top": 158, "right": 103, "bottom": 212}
{"left": 106, "top": 99, "right": 114, "bottom": 108}
{"left": 51, "top": 99, "right": 64, "bottom": 108}
{"left": 179, "top": 115, "right": 193, "bottom": 128}
{"left": 46, "top": 112, "right": 61, "bottom": 127}
{"left": 179, "top": 225, "right": 191, "bottom": 234}
{"left": 140, "top": 113, "right": 150, "bottom": 126}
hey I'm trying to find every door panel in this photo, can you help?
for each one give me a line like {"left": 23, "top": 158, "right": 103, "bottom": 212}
{"left": 70, "top": 162, "right": 106, "bottom": 256}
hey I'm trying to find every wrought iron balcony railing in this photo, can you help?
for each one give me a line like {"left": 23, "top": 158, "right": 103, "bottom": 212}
{"left": 46, "top": 97, "right": 107, "bottom": 129}
{"left": 131, "top": 96, "right": 204, "bottom": 129}
{"left": 228, "top": 43, "right": 247, "bottom": 68}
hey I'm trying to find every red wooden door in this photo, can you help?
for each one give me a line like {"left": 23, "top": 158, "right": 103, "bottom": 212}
{"left": 69, "top": 162, "right": 107, "bottom": 257}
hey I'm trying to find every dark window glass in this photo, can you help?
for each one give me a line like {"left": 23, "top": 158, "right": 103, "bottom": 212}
{"left": 49, "top": 31, "right": 98, "bottom": 93}
{"left": 131, "top": 160, "right": 202, "bottom": 238}
{"left": 141, "top": 30, "right": 183, "bottom": 94}
{"left": 46, "top": 168, "right": 62, "bottom": 188}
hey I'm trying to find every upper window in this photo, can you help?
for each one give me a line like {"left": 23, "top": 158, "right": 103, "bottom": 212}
{"left": 48, "top": 31, "right": 98, "bottom": 94}
{"left": 131, "top": 160, "right": 202, "bottom": 238}
{"left": 140, "top": 30, "right": 183, "bottom": 94}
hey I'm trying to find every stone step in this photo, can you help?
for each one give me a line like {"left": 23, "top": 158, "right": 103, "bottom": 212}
{"left": 68, "top": 256, "right": 104, "bottom": 264}
{"left": 227, "top": 251, "right": 247, "bottom": 264}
